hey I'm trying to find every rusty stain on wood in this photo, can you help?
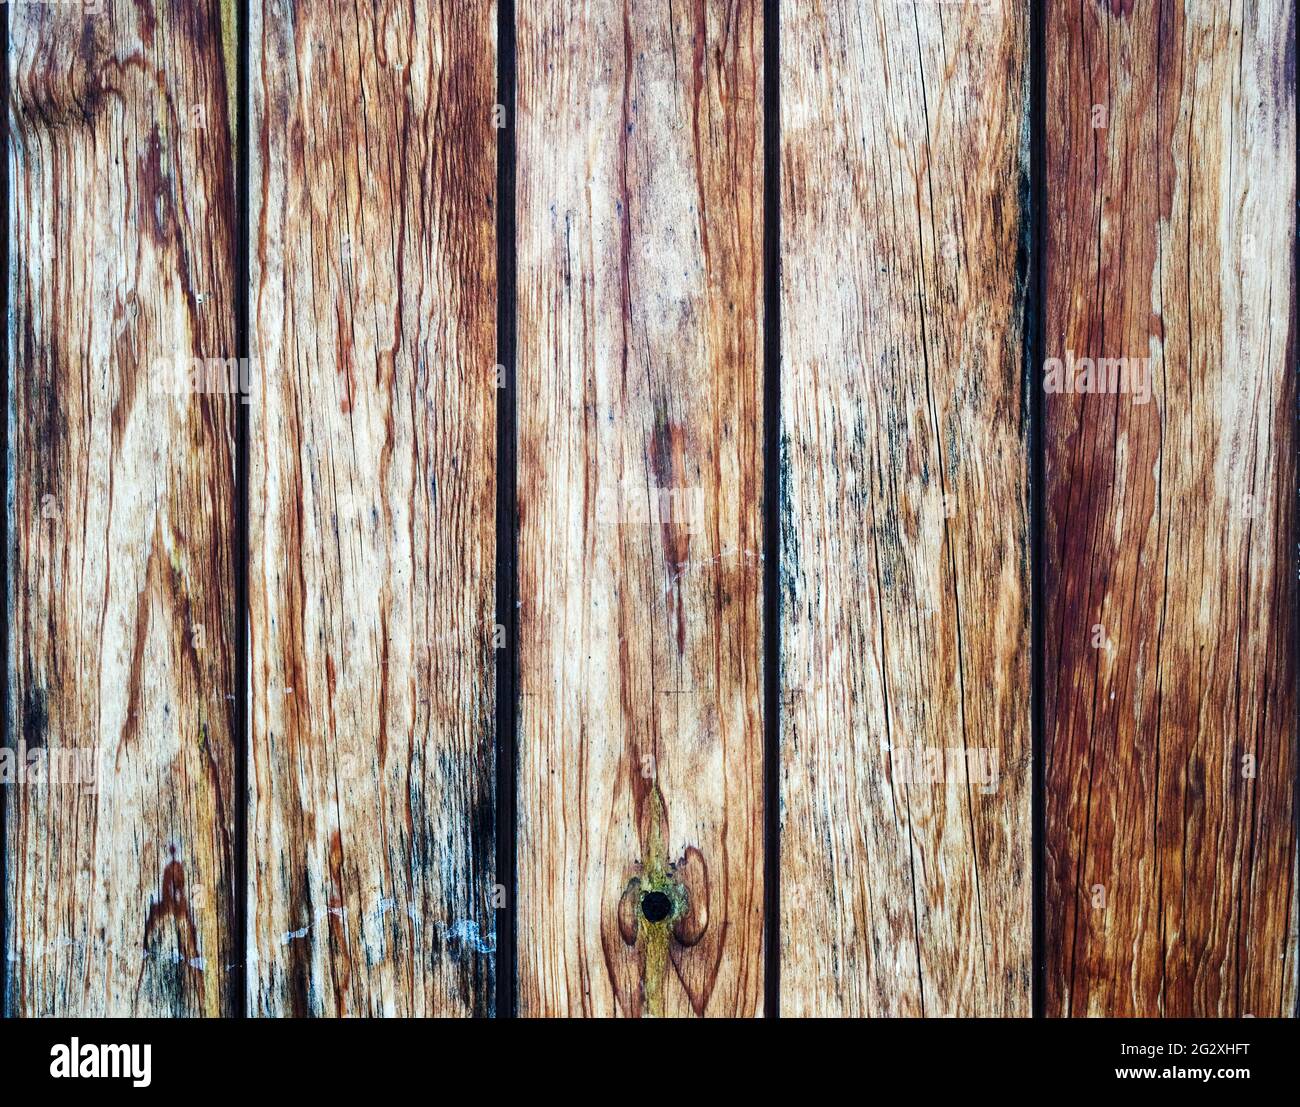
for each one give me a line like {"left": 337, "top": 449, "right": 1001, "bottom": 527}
{"left": 1044, "top": 0, "right": 1298, "bottom": 1018}
{"left": 515, "top": 0, "right": 766, "bottom": 1017}
{"left": 5, "top": 0, "right": 239, "bottom": 1016}
{"left": 247, "top": 0, "right": 497, "bottom": 1016}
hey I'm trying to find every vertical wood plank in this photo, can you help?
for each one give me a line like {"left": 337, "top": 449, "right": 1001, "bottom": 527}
{"left": 5, "top": 0, "right": 238, "bottom": 1016}
{"left": 780, "top": 0, "right": 1032, "bottom": 1016}
{"left": 516, "top": 0, "right": 765, "bottom": 1017}
{"left": 249, "top": 0, "right": 497, "bottom": 1016}
{"left": 1044, "top": 0, "right": 1298, "bottom": 1017}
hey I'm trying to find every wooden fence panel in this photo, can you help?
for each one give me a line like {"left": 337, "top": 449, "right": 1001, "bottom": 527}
{"left": 515, "top": 0, "right": 766, "bottom": 1017}
{"left": 780, "top": 0, "right": 1033, "bottom": 1017}
{"left": 248, "top": 0, "right": 498, "bottom": 1016}
{"left": 5, "top": 0, "right": 239, "bottom": 1016}
{"left": 7, "top": 0, "right": 1295, "bottom": 1025}
{"left": 1044, "top": 0, "right": 1298, "bottom": 1018}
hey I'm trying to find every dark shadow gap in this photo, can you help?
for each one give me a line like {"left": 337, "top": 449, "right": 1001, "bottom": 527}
{"left": 495, "top": 0, "right": 519, "bottom": 1021}
{"left": 762, "top": 0, "right": 781, "bottom": 1020}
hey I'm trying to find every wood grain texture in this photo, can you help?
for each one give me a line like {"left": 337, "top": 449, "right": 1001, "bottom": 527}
{"left": 780, "top": 0, "right": 1032, "bottom": 1016}
{"left": 248, "top": 0, "right": 497, "bottom": 1016}
{"left": 515, "top": 0, "right": 765, "bottom": 1017}
{"left": 5, "top": 0, "right": 239, "bottom": 1016}
{"left": 1044, "top": 0, "right": 1298, "bottom": 1018}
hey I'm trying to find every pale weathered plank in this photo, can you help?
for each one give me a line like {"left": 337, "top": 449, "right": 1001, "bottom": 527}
{"left": 1044, "top": 0, "right": 1298, "bottom": 1018}
{"left": 516, "top": 0, "right": 765, "bottom": 1017}
{"left": 248, "top": 0, "right": 497, "bottom": 1016}
{"left": 780, "top": 0, "right": 1032, "bottom": 1016}
{"left": 5, "top": 0, "right": 239, "bottom": 1016}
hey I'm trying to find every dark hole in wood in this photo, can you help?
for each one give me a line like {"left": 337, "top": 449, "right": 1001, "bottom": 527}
{"left": 641, "top": 890, "right": 672, "bottom": 923}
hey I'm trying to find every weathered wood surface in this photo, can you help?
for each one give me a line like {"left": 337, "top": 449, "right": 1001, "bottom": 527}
{"left": 248, "top": 0, "right": 497, "bottom": 1016}
{"left": 780, "top": 0, "right": 1033, "bottom": 1016}
{"left": 515, "top": 0, "right": 766, "bottom": 1017}
{"left": 7, "top": 0, "right": 1297, "bottom": 1024}
{"left": 5, "top": 0, "right": 239, "bottom": 1016}
{"left": 1044, "top": 0, "right": 1298, "bottom": 1018}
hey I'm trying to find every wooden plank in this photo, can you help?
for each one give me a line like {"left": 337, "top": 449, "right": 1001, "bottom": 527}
{"left": 5, "top": 0, "right": 239, "bottom": 1016}
{"left": 515, "top": 0, "right": 765, "bottom": 1017}
{"left": 1044, "top": 0, "right": 1298, "bottom": 1017}
{"left": 248, "top": 0, "right": 497, "bottom": 1016}
{"left": 780, "top": 1, "right": 1033, "bottom": 1016}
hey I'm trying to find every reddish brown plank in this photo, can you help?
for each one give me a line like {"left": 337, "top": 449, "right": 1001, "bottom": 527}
{"left": 1045, "top": 0, "right": 1298, "bottom": 1017}
{"left": 248, "top": 0, "right": 498, "bottom": 1016}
